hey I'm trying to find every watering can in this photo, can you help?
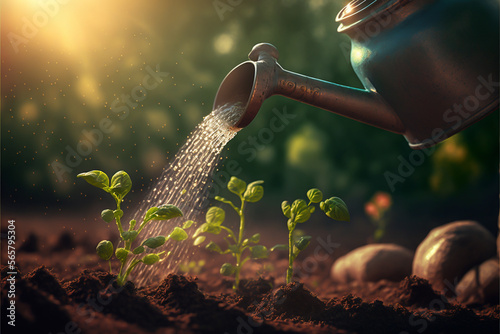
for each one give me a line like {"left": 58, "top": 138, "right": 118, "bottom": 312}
{"left": 213, "top": 0, "right": 499, "bottom": 149}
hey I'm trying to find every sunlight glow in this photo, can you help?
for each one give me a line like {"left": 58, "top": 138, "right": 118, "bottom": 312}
{"left": 345, "top": 3, "right": 354, "bottom": 14}
{"left": 214, "top": 34, "right": 234, "bottom": 55}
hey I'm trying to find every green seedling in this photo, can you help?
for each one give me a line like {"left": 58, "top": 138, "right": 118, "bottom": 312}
{"left": 78, "top": 170, "right": 189, "bottom": 286}
{"left": 274, "top": 188, "right": 350, "bottom": 284}
{"left": 193, "top": 176, "right": 268, "bottom": 290}
{"left": 178, "top": 260, "right": 206, "bottom": 275}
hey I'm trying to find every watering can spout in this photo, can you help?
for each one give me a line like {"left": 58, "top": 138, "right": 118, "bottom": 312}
{"left": 213, "top": 43, "right": 405, "bottom": 134}
{"left": 215, "top": 0, "right": 499, "bottom": 148}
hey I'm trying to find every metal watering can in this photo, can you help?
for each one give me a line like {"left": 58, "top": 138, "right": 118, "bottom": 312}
{"left": 213, "top": 0, "right": 499, "bottom": 149}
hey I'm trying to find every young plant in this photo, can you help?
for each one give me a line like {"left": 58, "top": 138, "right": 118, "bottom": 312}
{"left": 275, "top": 188, "right": 350, "bottom": 284}
{"left": 178, "top": 260, "right": 206, "bottom": 275}
{"left": 78, "top": 170, "right": 189, "bottom": 286}
{"left": 193, "top": 176, "right": 268, "bottom": 290}
{"left": 364, "top": 191, "right": 392, "bottom": 242}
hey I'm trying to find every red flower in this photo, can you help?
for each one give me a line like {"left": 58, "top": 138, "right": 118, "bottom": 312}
{"left": 374, "top": 192, "right": 392, "bottom": 210}
{"left": 364, "top": 202, "right": 380, "bottom": 220}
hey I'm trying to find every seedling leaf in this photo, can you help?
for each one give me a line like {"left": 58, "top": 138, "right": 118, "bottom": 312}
{"left": 243, "top": 181, "right": 264, "bottom": 202}
{"left": 250, "top": 245, "right": 268, "bottom": 259}
{"left": 320, "top": 197, "right": 350, "bottom": 222}
{"left": 121, "top": 230, "right": 138, "bottom": 242}
{"left": 206, "top": 206, "right": 225, "bottom": 226}
{"left": 132, "top": 246, "right": 145, "bottom": 254}
{"left": 270, "top": 244, "right": 288, "bottom": 252}
{"left": 101, "top": 209, "right": 114, "bottom": 223}
{"left": 193, "top": 236, "right": 206, "bottom": 246}
{"left": 114, "top": 209, "right": 124, "bottom": 219}
{"left": 142, "top": 236, "right": 166, "bottom": 248}
{"left": 110, "top": 171, "right": 132, "bottom": 199}
{"left": 154, "top": 204, "right": 183, "bottom": 220}
{"left": 220, "top": 263, "right": 235, "bottom": 276}
{"left": 183, "top": 220, "right": 195, "bottom": 229}
{"left": 169, "top": 227, "right": 188, "bottom": 241}
{"left": 196, "top": 222, "right": 221, "bottom": 235}
{"left": 295, "top": 235, "right": 312, "bottom": 251}
{"left": 228, "top": 244, "right": 239, "bottom": 254}
{"left": 143, "top": 254, "right": 160, "bottom": 265}
{"left": 96, "top": 240, "right": 113, "bottom": 260}
{"left": 144, "top": 207, "right": 159, "bottom": 223}
{"left": 206, "top": 241, "right": 222, "bottom": 253}
{"left": 77, "top": 170, "right": 109, "bottom": 190}
{"left": 307, "top": 188, "right": 323, "bottom": 203}
{"left": 128, "top": 219, "right": 137, "bottom": 230}
{"left": 291, "top": 199, "right": 311, "bottom": 223}
{"left": 227, "top": 176, "right": 247, "bottom": 196}
{"left": 115, "top": 248, "right": 128, "bottom": 262}
{"left": 249, "top": 233, "right": 260, "bottom": 243}
{"left": 281, "top": 201, "right": 291, "bottom": 218}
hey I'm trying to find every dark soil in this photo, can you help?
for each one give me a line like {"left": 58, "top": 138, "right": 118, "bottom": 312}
{"left": 1, "top": 230, "right": 499, "bottom": 334}
{"left": 253, "top": 282, "right": 326, "bottom": 321}
{"left": 395, "top": 275, "right": 450, "bottom": 308}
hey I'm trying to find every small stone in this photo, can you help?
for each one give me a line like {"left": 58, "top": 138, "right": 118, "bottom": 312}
{"left": 19, "top": 233, "right": 39, "bottom": 253}
{"left": 412, "top": 221, "right": 496, "bottom": 293}
{"left": 497, "top": 233, "right": 500, "bottom": 259}
{"left": 497, "top": 212, "right": 500, "bottom": 258}
{"left": 331, "top": 243, "right": 413, "bottom": 283}
{"left": 456, "top": 258, "right": 499, "bottom": 305}
{"left": 51, "top": 232, "right": 76, "bottom": 252}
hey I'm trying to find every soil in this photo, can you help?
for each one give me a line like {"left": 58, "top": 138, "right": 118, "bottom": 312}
{"left": 1, "top": 229, "right": 499, "bottom": 334}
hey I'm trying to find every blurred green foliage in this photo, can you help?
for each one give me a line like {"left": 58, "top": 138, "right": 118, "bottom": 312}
{"left": 1, "top": 0, "right": 498, "bottom": 226}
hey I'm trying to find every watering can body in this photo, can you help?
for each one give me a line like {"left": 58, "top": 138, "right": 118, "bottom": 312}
{"left": 341, "top": 0, "right": 499, "bottom": 148}
{"left": 214, "top": 0, "right": 499, "bottom": 149}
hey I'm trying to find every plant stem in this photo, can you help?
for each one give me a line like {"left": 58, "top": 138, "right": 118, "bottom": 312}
{"left": 286, "top": 225, "right": 294, "bottom": 284}
{"left": 114, "top": 196, "right": 124, "bottom": 234}
{"left": 117, "top": 259, "right": 141, "bottom": 286}
{"left": 220, "top": 226, "right": 237, "bottom": 242}
{"left": 118, "top": 259, "right": 125, "bottom": 280}
{"left": 237, "top": 198, "right": 246, "bottom": 245}
{"left": 234, "top": 252, "right": 241, "bottom": 290}
{"left": 233, "top": 197, "right": 246, "bottom": 290}
{"left": 108, "top": 260, "right": 112, "bottom": 274}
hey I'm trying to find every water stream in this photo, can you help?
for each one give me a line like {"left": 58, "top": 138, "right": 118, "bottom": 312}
{"left": 131, "top": 104, "right": 243, "bottom": 286}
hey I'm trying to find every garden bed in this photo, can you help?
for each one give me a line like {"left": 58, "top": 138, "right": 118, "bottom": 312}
{"left": 1, "top": 229, "right": 498, "bottom": 334}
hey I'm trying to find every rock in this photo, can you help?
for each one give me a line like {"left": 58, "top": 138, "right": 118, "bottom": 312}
{"left": 19, "top": 233, "right": 39, "bottom": 253}
{"left": 497, "top": 210, "right": 500, "bottom": 258}
{"left": 51, "top": 232, "right": 76, "bottom": 252}
{"left": 456, "top": 258, "right": 499, "bottom": 305}
{"left": 497, "top": 233, "right": 500, "bottom": 259}
{"left": 331, "top": 243, "right": 413, "bottom": 283}
{"left": 412, "top": 221, "right": 496, "bottom": 293}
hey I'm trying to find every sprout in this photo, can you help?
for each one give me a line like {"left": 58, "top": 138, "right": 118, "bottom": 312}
{"left": 273, "top": 188, "right": 349, "bottom": 284}
{"left": 193, "top": 176, "right": 268, "bottom": 290}
{"left": 78, "top": 169, "right": 192, "bottom": 286}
